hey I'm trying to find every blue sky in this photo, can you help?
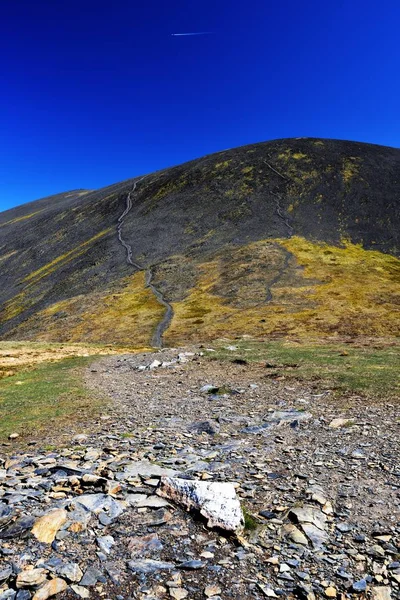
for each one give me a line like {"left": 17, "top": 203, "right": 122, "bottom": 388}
{"left": 1, "top": 0, "right": 400, "bottom": 211}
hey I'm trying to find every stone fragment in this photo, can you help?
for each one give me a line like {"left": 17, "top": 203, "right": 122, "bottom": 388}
{"left": 16, "top": 570, "right": 48, "bottom": 589}
{"left": 178, "top": 560, "right": 205, "bottom": 570}
{"left": 32, "top": 579, "right": 67, "bottom": 600}
{"left": 0, "top": 566, "right": 13, "bottom": 582}
{"left": 8, "top": 433, "right": 19, "bottom": 440}
{"left": 79, "top": 567, "right": 104, "bottom": 587}
{"left": 70, "top": 586, "right": 89, "bottom": 599}
{"left": 205, "top": 585, "right": 222, "bottom": 597}
{"left": 0, "top": 590, "right": 16, "bottom": 600}
{"left": 31, "top": 509, "right": 68, "bottom": 544}
{"left": 157, "top": 477, "right": 244, "bottom": 532}
{"left": 300, "top": 523, "right": 329, "bottom": 549}
{"left": 123, "top": 460, "right": 179, "bottom": 479}
{"left": 96, "top": 535, "right": 115, "bottom": 555}
{"left": 371, "top": 587, "right": 392, "bottom": 600}
{"left": 128, "top": 533, "right": 163, "bottom": 556}
{"left": 0, "top": 515, "right": 35, "bottom": 539}
{"left": 325, "top": 587, "right": 337, "bottom": 597}
{"left": 127, "top": 559, "right": 175, "bottom": 574}
{"left": 57, "top": 563, "right": 83, "bottom": 583}
{"left": 135, "top": 496, "right": 170, "bottom": 508}
{"left": 188, "top": 420, "right": 220, "bottom": 435}
{"left": 282, "top": 524, "right": 308, "bottom": 546}
{"left": 71, "top": 493, "right": 124, "bottom": 519}
{"left": 329, "top": 418, "right": 353, "bottom": 428}
{"left": 16, "top": 591, "right": 31, "bottom": 600}
{"left": 352, "top": 579, "right": 367, "bottom": 593}
{"left": 257, "top": 583, "right": 279, "bottom": 597}
{"left": 169, "top": 589, "right": 188, "bottom": 600}
{"left": 289, "top": 506, "right": 327, "bottom": 530}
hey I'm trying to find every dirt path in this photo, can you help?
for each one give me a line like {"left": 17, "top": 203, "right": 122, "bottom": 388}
{"left": 0, "top": 349, "right": 398, "bottom": 600}
{"left": 116, "top": 181, "right": 174, "bottom": 348}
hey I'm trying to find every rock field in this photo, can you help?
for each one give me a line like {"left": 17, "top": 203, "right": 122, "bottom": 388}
{"left": 0, "top": 349, "right": 399, "bottom": 600}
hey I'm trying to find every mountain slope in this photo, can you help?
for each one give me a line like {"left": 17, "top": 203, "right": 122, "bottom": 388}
{"left": 1, "top": 138, "right": 399, "bottom": 346}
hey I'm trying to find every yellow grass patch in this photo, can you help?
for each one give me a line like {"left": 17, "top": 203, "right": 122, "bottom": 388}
{"left": 13, "top": 271, "right": 165, "bottom": 347}
{"left": 24, "top": 229, "right": 112, "bottom": 285}
{"left": 0, "top": 210, "right": 43, "bottom": 227}
{"left": 165, "top": 237, "right": 400, "bottom": 344}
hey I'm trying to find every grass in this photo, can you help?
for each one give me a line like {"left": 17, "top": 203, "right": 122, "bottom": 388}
{"left": 8, "top": 272, "right": 164, "bottom": 347}
{"left": 165, "top": 236, "right": 400, "bottom": 345}
{"left": 0, "top": 355, "right": 103, "bottom": 442}
{"left": 0, "top": 340, "right": 135, "bottom": 379}
{"left": 204, "top": 339, "right": 400, "bottom": 398}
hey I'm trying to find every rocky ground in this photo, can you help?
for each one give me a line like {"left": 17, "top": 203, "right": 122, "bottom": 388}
{"left": 0, "top": 348, "right": 399, "bottom": 600}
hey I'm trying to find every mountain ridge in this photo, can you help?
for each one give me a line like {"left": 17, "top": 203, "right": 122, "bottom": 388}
{"left": 1, "top": 137, "right": 399, "bottom": 346}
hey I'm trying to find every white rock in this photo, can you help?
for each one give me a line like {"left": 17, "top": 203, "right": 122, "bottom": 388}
{"left": 371, "top": 587, "right": 392, "bottom": 600}
{"left": 329, "top": 418, "right": 353, "bottom": 428}
{"left": 70, "top": 585, "right": 90, "bottom": 599}
{"left": 157, "top": 477, "right": 244, "bottom": 532}
{"left": 149, "top": 360, "right": 162, "bottom": 370}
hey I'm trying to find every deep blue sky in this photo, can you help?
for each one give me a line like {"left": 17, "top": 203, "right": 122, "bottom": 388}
{"left": 1, "top": 0, "right": 400, "bottom": 211}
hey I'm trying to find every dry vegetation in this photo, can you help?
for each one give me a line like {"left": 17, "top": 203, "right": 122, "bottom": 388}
{"left": 165, "top": 236, "right": 400, "bottom": 345}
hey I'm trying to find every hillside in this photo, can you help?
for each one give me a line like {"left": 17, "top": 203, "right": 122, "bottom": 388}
{"left": 0, "top": 137, "right": 399, "bottom": 347}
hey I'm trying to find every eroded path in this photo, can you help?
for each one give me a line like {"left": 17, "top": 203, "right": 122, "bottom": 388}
{"left": 0, "top": 349, "right": 399, "bottom": 600}
{"left": 116, "top": 181, "right": 174, "bottom": 348}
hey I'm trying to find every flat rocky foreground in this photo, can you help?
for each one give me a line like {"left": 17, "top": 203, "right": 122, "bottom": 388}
{"left": 0, "top": 349, "right": 399, "bottom": 600}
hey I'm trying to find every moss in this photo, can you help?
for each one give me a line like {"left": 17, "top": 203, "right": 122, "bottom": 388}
{"left": 165, "top": 237, "right": 400, "bottom": 345}
{"left": 24, "top": 229, "right": 112, "bottom": 285}
{"left": 243, "top": 508, "right": 258, "bottom": 530}
{"left": 0, "top": 210, "right": 43, "bottom": 228}
{"left": 342, "top": 157, "right": 360, "bottom": 183}
{"left": 214, "top": 160, "right": 231, "bottom": 169}
{"left": 13, "top": 271, "right": 165, "bottom": 347}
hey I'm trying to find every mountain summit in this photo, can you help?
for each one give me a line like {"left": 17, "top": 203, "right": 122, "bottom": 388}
{"left": 1, "top": 138, "right": 399, "bottom": 346}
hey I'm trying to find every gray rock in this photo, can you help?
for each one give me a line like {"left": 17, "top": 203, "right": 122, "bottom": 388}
{"left": 16, "top": 592, "right": 31, "bottom": 600}
{"left": 289, "top": 506, "right": 327, "bottom": 530}
{"left": 352, "top": 579, "right": 367, "bottom": 593}
{"left": 300, "top": 523, "right": 329, "bottom": 549}
{"left": 178, "top": 560, "right": 205, "bottom": 570}
{"left": 122, "top": 460, "right": 180, "bottom": 479}
{"left": 80, "top": 567, "right": 105, "bottom": 586}
{"left": 188, "top": 420, "right": 220, "bottom": 435}
{"left": 200, "top": 385, "right": 219, "bottom": 394}
{"left": 57, "top": 563, "right": 83, "bottom": 583}
{"left": 0, "top": 566, "right": 12, "bottom": 582}
{"left": 96, "top": 535, "right": 115, "bottom": 555}
{"left": 127, "top": 559, "right": 175, "bottom": 574}
{"left": 71, "top": 494, "right": 124, "bottom": 520}
{"left": 0, "top": 590, "right": 16, "bottom": 600}
{"left": 0, "top": 503, "right": 14, "bottom": 528}
{"left": 0, "top": 516, "right": 35, "bottom": 539}
{"left": 336, "top": 522, "right": 354, "bottom": 533}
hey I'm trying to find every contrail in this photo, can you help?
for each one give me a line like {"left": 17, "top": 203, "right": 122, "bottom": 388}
{"left": 171, "top": 32, "right": 212, "bottom": 36}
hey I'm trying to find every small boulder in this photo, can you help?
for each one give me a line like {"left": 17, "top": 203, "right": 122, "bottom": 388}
{"left": 32, "top": 509, "right": 68, "bottom": 544}
{"left": 157, "top": 477, "right": 244, "bottom": 532}
{"left": 16, "top": 570, "right": 47, "bottom": 589}
{"left": 32, "top": 579, "right": 67, "bottom": 600}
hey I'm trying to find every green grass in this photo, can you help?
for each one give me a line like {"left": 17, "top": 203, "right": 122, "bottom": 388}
{"left": 205, "top": 340, "right": 400, "bottom": 398}
{"left": 0, "top": 356, "right": 102, "bottom": 441}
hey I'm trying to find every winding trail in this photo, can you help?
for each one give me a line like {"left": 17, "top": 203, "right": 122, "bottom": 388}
{"left": 272, "top": 192, "right": 294, "bottom": 237}
{"left": 116, "top": 178, "right": 174, "bottom": 348}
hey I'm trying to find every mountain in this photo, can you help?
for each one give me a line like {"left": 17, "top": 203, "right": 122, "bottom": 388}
{"left": 1, "top": 138, "right": 399, "bottom": 347}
